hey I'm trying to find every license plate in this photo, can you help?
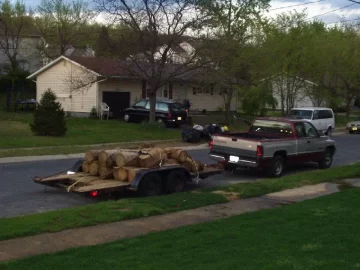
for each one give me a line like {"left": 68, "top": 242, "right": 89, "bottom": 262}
{"left": 352, "top": 127, "right": 358, "bottom": 131}
{"left": 229, "top": 155, "right": 239, "bottom": 163}
{"left": 177, "top": 117, "right": 182, "bottom": 120}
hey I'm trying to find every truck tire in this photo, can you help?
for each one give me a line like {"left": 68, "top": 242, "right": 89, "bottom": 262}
{"left": 318, "top": 148, "right": 333, "bottom": 169}
{"left": 165, "top": 170, "right": 187, "bottom": 193}
{"left": 268, "top": 156, "right": 285, "bottom": 177}
{"left": 139, "top": 172, "right": 162, "bottom": 196}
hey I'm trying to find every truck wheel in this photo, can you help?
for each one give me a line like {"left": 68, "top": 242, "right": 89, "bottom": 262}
{"left": 326, "top": 127, "right": 332, "bottom": 137}
{"left": 166, "top": 170, "right": 187, "bottom": 193}
{"left": 139, "top": 173, "right": 162, "bottom": 196}
{"left": 268, "top": 156, "right": 285, "bottom": 177}
{"left": 318, "top": 148, "right": 333, "bottom": 169}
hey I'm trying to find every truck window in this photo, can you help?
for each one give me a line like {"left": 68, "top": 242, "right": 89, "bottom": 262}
{"left": 289, "top": 109, "right": 313, "bottom": 120}
{"left": 250, "top": 120, "right": 293, "bottom": 135}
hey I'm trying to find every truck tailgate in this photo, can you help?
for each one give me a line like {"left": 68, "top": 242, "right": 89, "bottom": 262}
{"left": 210, "top": 135, "right": 259, "bottom": 165}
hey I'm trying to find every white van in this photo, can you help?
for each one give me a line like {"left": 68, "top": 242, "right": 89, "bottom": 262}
{"left": 289, "top": 107, "right": 335, "bottom": 136}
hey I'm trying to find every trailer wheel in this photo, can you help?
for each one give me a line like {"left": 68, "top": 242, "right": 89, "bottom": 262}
{"left": 166, "top": 170, "right": 187, "bottom": 193}
{"left": 139, "top": 173, "right": 162, "bottom": 196}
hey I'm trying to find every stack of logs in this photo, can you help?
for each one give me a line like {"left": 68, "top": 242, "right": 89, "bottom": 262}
{"left": 81, "top": 147, "right": 205, "bottom": 183}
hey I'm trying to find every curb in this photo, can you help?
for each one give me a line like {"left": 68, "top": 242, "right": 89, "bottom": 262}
{"left": 0, "top": 144, "right": 209, "bottom": 164}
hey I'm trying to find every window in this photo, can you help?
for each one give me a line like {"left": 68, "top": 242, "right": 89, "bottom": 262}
{"left": 295, "top": 122, "right": 317, "bottom": 137}
{"left": 134, "top": 100, "right": 147, "bottom": 107}
{"left": 145, "top": 102, "right": 150, "bottom": 109}
{"left": 156, "top": 102, "right": 169, "bottom": 112}
{"left": 289, "top": 109, "right": 313, "bottom": 120}
{"left": 170, "top": 103, "right": 185, "bottom": 112}
{"left": 312, "top": 110, "right": 319, "bottom": 120}
{"left": 250, "top": 120, "right": 293, "bottom": 135}
{"left": 318, "top": 109, "right": 333, "bottom": 119}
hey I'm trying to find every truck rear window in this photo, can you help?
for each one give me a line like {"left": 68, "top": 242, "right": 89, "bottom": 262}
{"left": 250, "top": 120, "right": 293, "bottom": 135}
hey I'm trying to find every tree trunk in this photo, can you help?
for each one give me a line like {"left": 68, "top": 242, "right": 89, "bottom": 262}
{"left": 113, "top": 167, "right": 128, "bottom": 181}
{"left": 81, "top": 161, "right": 90, "bottom": 174}
{"left": 85, "top": 150, "right": 101, "bottom": 163}
{"left": 115, "top": 152, "right": 139, "bottom": 167}
{"left": 149, "top": 91, "right": 157, "bottom": 123}
{"left": 138, "top": 148, "right": 167, "bottom": 168}
{"left": 98, "top": 150, "right": 122, "bottom": 165}
{"left": 99, "top": 166, "right": 114, "bottom": 180}
{"left": 126, "top": 167, "right": 147, "bottom": 183}
{"left": 346, "top": 94, "right": 352, "bottom": 119}
{"left": 170, "top": 149, "right": 188, "bottom": 163}
{"left": 89, "top": 161, "right": 100, "bottom": 176}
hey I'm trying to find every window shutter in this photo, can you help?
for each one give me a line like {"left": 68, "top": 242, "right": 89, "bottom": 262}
{"left": 142, "top": 80, "right": 146, "bottom": 99}
{"left": 169, "top": 82, "right": 173, "bottom": 99}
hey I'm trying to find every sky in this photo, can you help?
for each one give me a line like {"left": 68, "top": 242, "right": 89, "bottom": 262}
{"left": 20, "top": 0, "right": 360, "bottom": 26}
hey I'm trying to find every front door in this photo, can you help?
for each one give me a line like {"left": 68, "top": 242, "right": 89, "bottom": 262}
{"left": 303, "top": 122, "right": 326, "bottom": 161}
{"left": 102, "top": 91, "right": 131, "bottom": 119}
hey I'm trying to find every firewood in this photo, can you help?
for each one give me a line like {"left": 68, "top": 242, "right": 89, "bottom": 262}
{"left": 84, "top": 150, "right": 101, "bottom": 163}
{"left": 81, "top": 161, "right": 90, "bottom": 174}
{"left": 182, "top": 157, "right": 204, "bottom": 173}
{"left": 164, "top": 147, "right": 176, "bottom": 158}
{"left": 89, "top": 161, "right": 100, "bottom": 176}
{"left": 105, "top": 153, "right": 118, "bottom": 167}
{"left": 99, "top": 166, "right": 114, "bottom": 180}
{"left": 113, "top": 167, "right": 128, "bottom": 181}
{"left": 125, "top": 167, "right": 147, "bottom": 183}
{"left": 138, "top": 147, "right": 167, "bottom": 168}
{"left": 115, "top": 152, "right": 139, "bottom": 167}
{"left": 98, "top": 150, "right": 122, "bottom": 165}
{"left": 171, "top": 149, "right": 188, "bottom": 163}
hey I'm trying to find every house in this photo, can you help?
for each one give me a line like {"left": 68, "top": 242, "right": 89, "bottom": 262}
{"left": 26, "top": 56, "right": 237, "bottom": 118}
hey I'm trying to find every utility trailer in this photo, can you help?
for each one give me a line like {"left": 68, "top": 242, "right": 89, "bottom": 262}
{"left": 33, "top": 159, "right": 223, "bottom": 198}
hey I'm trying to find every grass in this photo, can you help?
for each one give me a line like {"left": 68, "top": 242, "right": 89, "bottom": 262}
{"left": 4, "top": 187, "right": 360, "bottom": 270}
{"left": 0, "top": 163, "right": 359, "bottom": 242}
{"left": 0, "top": 111, "right": 180, "bottom": 149}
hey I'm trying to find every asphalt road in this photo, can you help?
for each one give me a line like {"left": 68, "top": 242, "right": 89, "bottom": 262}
{"left": 1, "top": 134, "right": 359, "bottom": 218}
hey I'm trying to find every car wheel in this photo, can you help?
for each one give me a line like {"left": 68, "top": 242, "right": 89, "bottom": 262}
{"left": 319, "top": 148, "right": 333, "bottom": 169}
{"left": 349, "top": 130, "right": 354, "bottom": 134}
{"left": 124, "top": 114, "right": 131, "bottom": 122}
{"left": 326, "top": 127, "right": 332, "bottom": 137}
{"left": 268, "top": 155, "right": 285, "bottom": 177}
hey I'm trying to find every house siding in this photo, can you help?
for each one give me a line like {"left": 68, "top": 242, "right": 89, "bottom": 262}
{"left": 36, "top": 59, "right": 97, "bottom": 114}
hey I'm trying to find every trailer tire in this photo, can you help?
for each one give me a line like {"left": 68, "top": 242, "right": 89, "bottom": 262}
{"left": 139, "top": 173, "right": 162, "bottom": 197}
{"left": 166, "top": 170, "right": 187, "bottom": 193}
{"left": 70, "top": 159, "right": 85, "bottom": 173}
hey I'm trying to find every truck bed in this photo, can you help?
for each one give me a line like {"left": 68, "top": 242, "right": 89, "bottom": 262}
{"left": 221, "top": 132, "right": 291, "bottom": 141}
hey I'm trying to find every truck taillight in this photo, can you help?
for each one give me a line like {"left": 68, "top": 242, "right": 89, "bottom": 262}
{"left": 209, "top": 140, "right": 213, "bottom": 150}
{"left": 256, "top": 145, "right": 263, "bottom": 157}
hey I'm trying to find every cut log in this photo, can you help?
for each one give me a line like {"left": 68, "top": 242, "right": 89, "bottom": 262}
{"left": 164, "top": 147, "right": 176, "bottom": 158}
{"left": 115, "top": 152, "right": 139, "bottom": 167}
{"left": 81, "top": 161, "right": 90, "bottom": 174}
{"left": 182, "top": 157, "right": 204, "bottom": 173}
{"left": 171, "top": 149, "right": 188, "bottom": 163}
{"left": 84, "top": 150, "right": 101, "bottom": 163}
{"left": 105, "top": 153, "right": 118, "bottom": 167}
{"left": 113, "top": 167, "right": 128, "bottom": 182}
{"left": 89, "top": 161, "right": 100, "bottom": 176}
{"left": 138, "top": 147, "right": 167, "bottom": 168}
{"left": 98, "top": 150, "right": 122, "bottom": 165}
{"left": 125, "top": 167, "right": 147, "bottom": 183}
{"left": 99, "top": 166, "right": 114, "bottom": 180}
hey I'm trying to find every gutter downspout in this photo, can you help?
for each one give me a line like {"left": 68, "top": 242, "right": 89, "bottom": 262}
{"left": 96, "top": 77, "right": 108, "bottom": 112}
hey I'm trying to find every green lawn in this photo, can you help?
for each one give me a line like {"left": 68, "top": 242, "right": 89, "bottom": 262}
{"left": 0, "top": 112, "right": 180, "bottom": 149}
{"left": 0, "top": 163, "right": 359, "bottom": 241}
{"left": 4, "top": 187, "right": 360, "bottom": 270}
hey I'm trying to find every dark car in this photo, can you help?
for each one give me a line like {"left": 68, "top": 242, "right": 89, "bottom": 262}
{"left": 123, "top": 98, "right": 188, "bottom": 127}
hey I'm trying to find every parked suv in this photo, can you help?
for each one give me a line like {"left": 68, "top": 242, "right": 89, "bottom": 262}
{"left": 288, "top": 107, "right": 335, "bottom": 136}
{"left": 123, "top": 98, "right": 188, "bottom": 126}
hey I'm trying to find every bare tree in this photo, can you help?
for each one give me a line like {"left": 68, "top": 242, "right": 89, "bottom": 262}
{"left": 95, "top": 0, "right": 210, "bottom": 122}
{"left": 35, "top": 0, "right": 95, "bottom": 60}
{"left": 0, "top": 0, "right": 28, "bottom": 71}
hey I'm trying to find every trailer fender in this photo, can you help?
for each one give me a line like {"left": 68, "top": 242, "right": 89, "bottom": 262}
{"left": 130, "top": 166, "right": 191, "bottom": 191}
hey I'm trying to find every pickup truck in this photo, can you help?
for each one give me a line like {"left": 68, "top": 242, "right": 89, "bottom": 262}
{"left": 209, "top": 117, "right": 336, "bottom": 177}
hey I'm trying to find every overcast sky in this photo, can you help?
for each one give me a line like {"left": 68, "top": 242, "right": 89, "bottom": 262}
{"left": 21, "top": 0, "right": 360, "bottom": 26}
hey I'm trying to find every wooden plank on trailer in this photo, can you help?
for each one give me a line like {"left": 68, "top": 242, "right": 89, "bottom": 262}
{"left": 68, "top": 175, "right": 99, "bottom": 184}
{"left": 39, "top": 172, "right": 89, "bottom": 183}
{"left": 73, "top": 180, "right": 130, "bottom": 192}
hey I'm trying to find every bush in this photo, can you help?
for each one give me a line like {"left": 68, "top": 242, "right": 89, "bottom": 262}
{"left": 89, "top": 106, "right": 98, "bottom": 119}
{"left": 30, "top": 89, "right": 67, "bottom": 136}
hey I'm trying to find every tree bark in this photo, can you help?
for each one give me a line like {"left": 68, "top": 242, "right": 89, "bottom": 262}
{"left": 115, "top": 152, "right": 139, "bottom": 167}
{"left": 85, "top": 150, "right": 101, "bottom": 163}
{"left": 99, "top": 166, "right": 114, "bottom": 180}
{"left": 81, "top": 161, "right": 90, "bottom": 174}
{"left": 126, "top": 167, "right": 147, "bottom": 183}
{"left": 89, "top": 161, "right": 100, "bottom": 176}
{"left": 113, "top": 167, "right": 128, "bottom": 181}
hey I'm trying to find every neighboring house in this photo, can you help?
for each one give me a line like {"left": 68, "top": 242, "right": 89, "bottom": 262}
{"left": 26, "top": 56, "right": 237, "bottom": 117}
{"left": 0, "top": 34, "right": 44, "bottom": 74}
{"left": 268, "top": 76, "right": 327, "bottom": 110}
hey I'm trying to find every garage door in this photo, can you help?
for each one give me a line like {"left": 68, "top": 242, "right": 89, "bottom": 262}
{"left": 102, "top": 92, "right": 130, "bottom": 119}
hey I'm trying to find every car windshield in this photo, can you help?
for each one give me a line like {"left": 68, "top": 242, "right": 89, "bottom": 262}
{"left": 250, "top": 120, "right": 293, "bottom": 135}
{"left": 170, "top": 103, "right": 186, "bottom": 112}
{"left": 289, "top": 109, "right": 313, "bottom": 120}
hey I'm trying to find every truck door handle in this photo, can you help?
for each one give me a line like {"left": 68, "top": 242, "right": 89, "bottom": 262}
{"left": 232, "top": 138, "right": 237, "bottom": 142}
